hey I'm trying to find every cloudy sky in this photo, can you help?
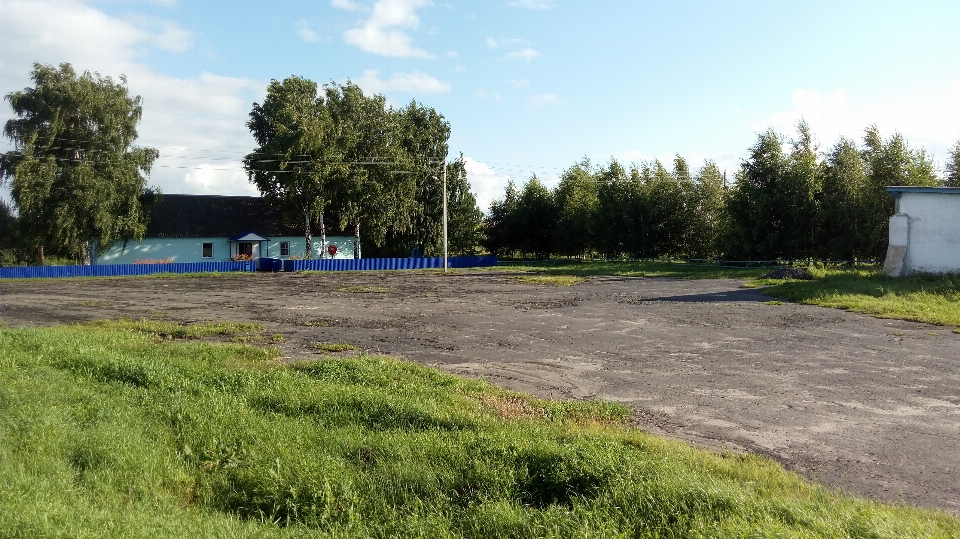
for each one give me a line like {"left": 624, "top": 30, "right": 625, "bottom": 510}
{"left": 1, "top": 0, "right": 958, "bottom": 212}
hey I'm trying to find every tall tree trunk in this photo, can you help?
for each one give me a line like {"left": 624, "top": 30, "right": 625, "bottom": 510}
{"left": 319, "top": 214, "right": 326, "bottom": 259}
{"left": 303, "top": 210, "right": 313, "bottom": 259}
{"left": 82, "top": 241, "right": 91, "bottom": 266}
{"left": 36, "top": 244, "right": 44, "bottom": 265}
{"left": 354, "top": 221, "right": 361, "bottom": 259}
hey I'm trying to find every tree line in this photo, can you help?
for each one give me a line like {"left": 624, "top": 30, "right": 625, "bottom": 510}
{"left": 0, "top": 64, "right": 483, "bottom": 265}
{"left": 485, "top": 121, "right": 960, "bottom": 261}
{"left": 242, "top": 76, "right": 482, "bottom": 259}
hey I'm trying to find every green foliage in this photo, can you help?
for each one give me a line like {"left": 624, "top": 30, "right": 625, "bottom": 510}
{"left": 553, "top": 159, "right": 598, "bottom": 258}
{"left": 0, "top": 199, "right": 28, "bottom": 266}
{"left": 757, "top": 269, "right": 960, "bottom": 327}
{"left": 1, "top": 325, "right": 957, "bottom": 537}
{"left": 244, "top": 76, "right": 333, "bottom": 259}
{"left": 946, "top": 139, "right": 960, "bottom": 187}
{"left": 1, "top": 63, "right": 159, "bottom": 263}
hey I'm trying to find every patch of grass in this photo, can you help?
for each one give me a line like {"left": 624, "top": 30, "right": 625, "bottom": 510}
{"left": 90, "top": 318, "right": 264, "bottom": 340}
{"left": 1, "top": 325, "right": 957, "bottom": 537}
{"left": 76, "top": 300, "right": 110, "bottom": 307}
{"left": 338, "top": 285, "right": 398, "bottom": 293}
{"left": 496, "top": 259, "right": 771, "bottom": 280}
{"left": 231, "top": 333, "right": 285, "bottom": 344}
{"left": 510, "top": 273, "right": 588, "bottom": 286}
{"left": 752, "top": 269, "right": 960, "bottom": 327}
{"left": 763, "top": 300, "right": 785, "bottom": 305}
{"left": 311, "top": 341, "right": 361, "bottom": 353}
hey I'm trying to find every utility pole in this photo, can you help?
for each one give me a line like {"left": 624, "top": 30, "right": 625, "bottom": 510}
{"left": 442, "top": 160, "right": 448, "bottom": 273}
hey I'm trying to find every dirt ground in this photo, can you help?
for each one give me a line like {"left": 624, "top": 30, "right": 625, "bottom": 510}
{"left": 1, "top": 270, "right": 958, "bottom": 514}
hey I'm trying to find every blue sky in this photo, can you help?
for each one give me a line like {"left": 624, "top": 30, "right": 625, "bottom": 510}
{"left": 1, "top": 0, "right": 959, "bottom": 212}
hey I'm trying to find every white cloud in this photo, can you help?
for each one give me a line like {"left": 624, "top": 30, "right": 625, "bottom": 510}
{"left": 0, "top": 0, "right": 267, "bottom": 198}
{"left": 504, "top": 47, "right": 539, "bottom": 61}
{"left": 528, "top": 93, "right": 562, "bottom": 108}
{"left": 485, "top": 37, "right": 497, "bottom": 49}
{"left": 463, "top": 156, "right": 511, "bottom": 214}
{"left": 761, "top": 86, "right": 960, "bottom": 158}
{"left": 508, "top": 0, "right": 554, "bottom": 9}
{"left": 331, "top": 0, "right": 363, "bottom": 10}
{"left": 355, "top": 69, "right": 450, "bottom": 94}
{"left": 297, "top": 19, "right": 319, "bottom": 42}
{"left": 507, "top": 78, "right": 528, "bottom": 88}
{"left": 446, "top": 50, "right": 458, "bottom": 58}
{"left": 343, "top": 0, "right": 433, "bottom": 58}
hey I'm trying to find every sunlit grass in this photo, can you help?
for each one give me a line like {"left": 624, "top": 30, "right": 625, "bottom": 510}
{"left": 1, "top": 323, "right": 957, "bottom": 538}
{"left": 754, "top": 269, "right": 960, "bottom": 329}
{"left": 495, "top": 259, "right": 771, "bottom": 279}
{"left": 509, "top": 274, "right": 588, "bottom": 286}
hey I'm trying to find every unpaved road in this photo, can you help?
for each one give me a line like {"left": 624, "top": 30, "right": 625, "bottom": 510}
{"left": 1, "top": 270, "right": 958, "bottom": 513}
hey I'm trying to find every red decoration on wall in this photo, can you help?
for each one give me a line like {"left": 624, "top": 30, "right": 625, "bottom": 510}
{"left": 327, "top": 244, "right": 338, "bottom": 257}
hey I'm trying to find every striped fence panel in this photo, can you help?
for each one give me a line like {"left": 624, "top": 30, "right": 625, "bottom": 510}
{"left": 0, "top": 261, "right": 254, "bottom": 279}
{"left": 0, "top": 256, "right": 496, "bottom": 279}
{"left": 282, "top": 255, "right": 497, "bottom": 272}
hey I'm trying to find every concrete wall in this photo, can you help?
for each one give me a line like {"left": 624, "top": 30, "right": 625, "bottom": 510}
{"left": 884, "top": 189, "right": 960, "bottom": 276}
{"left": 97, "top": 236, "right": 356, "bottom": 264}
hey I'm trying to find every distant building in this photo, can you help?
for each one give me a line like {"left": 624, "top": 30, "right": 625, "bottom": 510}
{"left": 883, "top": 187, "right": 960, "bottom": 276}
{"left": 95, "top": 194, "right": 354, "bottom": 264}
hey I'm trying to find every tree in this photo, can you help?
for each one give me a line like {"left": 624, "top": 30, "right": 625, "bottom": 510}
{"left": 945, "top": 139, "right": 960, "bottom": 187}
{"left": 0, "top": 199, "right": 25, "bottom": 266}
{"left": 1, "top": 63, "right": 158, "bottom": 264}
{"left": 513, "top": 176, "right": 556, "bottom": 259}
{"left": 244, "top": 76, "right": 333, "bottom": 258}
{"left": 444, "top": 158, "right": 484, "bottom": 255}
{"left": 689, "top": 160, "right": 726, "bottom": 258}
{"left": 483, "top": 180, "right": 520, "bottom": 256}
{"left": 817, "top": 137, "right": 868, "bottom": 259}
{"left": 381, "top": 100, "right": 452, "bottom": 256}
{"left": 323, "top": 82, "right": 411, "bottom": 259}
{"left": 553, "top": 159, "right": 598, "bottom": 258}
{"left": 594, "top": 159, "right": 634, "bottom": 257}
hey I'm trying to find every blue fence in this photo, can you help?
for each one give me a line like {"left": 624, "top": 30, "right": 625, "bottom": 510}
{"left": 0, "top": 256, "right": 497, "bottom": 279}
{"left": 0, "top": 261, "right": 254, "bottom": 279}
{"left": 282, "top": 255, "right": 497, "bottom": 272}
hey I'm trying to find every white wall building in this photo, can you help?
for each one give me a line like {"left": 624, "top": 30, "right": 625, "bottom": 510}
{"left": 883, "top": 187, "right": 960, "bottom": 276}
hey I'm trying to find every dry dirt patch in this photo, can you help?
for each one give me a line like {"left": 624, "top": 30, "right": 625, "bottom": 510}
{"left": 1, "top": 270, "right": 958, "bottom": 513}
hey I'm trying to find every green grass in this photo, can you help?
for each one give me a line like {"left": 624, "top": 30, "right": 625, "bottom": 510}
{"left": 752, "top": 268, "right": 960, "bottom": 329}
{"left": 1, "top": 324, "right": 957, "bottom": 537}
{"left": 510, "top": 274, "right": 588, "bottom": 287}
{"left": 496, "top": 259, "right": 771, "bottom": 279}
{"left": 312, "top": 342, "right": 361, "bottom": 353}
{"left": 338, "top": 285, "right": 398, "bottom": 293}
{"left": 89, "top": 318, "right": 265, "bottom": 340}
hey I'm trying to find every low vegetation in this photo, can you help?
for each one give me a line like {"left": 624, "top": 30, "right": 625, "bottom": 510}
{"left": 1, "top": 323, "right": 957, "bottom": 538}
{"left": 312, "top": 341, "right": 361, "bottom": 353}
{"left": 497, "top": 259, "right": 770, "bottom": 279}
{"left": 753, "top": 268, "right": 960, "bottom": 329}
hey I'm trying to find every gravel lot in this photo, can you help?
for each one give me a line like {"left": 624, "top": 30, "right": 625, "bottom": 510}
{"left": 2, "top": 270, "right": 958, "bottom": 513}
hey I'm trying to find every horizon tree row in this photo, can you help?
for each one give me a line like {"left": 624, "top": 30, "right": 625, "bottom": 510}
{"left": 244, "top": 76, "right": 482, "bottom": 259}
{"left": 485, "top": 121, "right": 959, "bottom": 261}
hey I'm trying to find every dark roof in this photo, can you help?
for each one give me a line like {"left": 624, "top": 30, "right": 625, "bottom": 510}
{"left": 146, "top": 195, "right": 329, "bottom": 238}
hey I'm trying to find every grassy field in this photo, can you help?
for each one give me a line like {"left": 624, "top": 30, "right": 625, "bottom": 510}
{"left": 750, "top": 268, "right": 960, "bottom": 330}
{"left": 2, "top": 322, "right": 958, "bottom": 538}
